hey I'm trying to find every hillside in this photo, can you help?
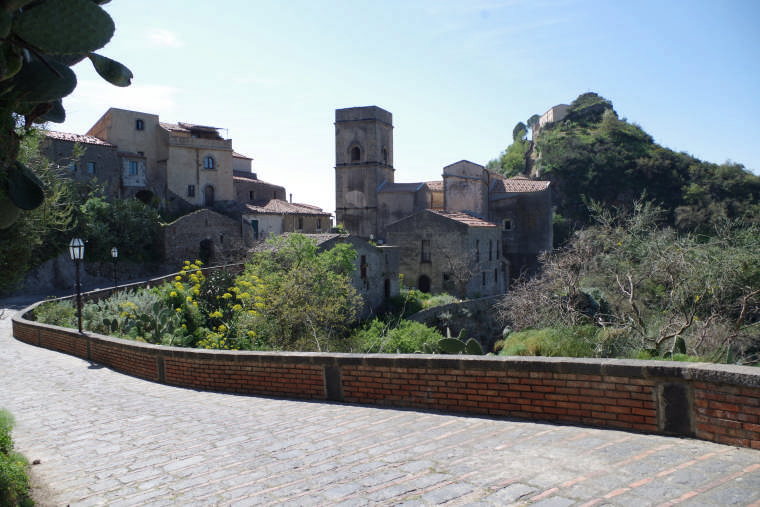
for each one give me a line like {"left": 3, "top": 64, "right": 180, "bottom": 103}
{"left": 488, "top": 92, "right": 760, "bottom": 242}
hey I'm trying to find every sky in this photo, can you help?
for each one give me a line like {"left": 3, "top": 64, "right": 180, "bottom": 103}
{"left": 58, "top": 0, "right": 760, "bottom": 217}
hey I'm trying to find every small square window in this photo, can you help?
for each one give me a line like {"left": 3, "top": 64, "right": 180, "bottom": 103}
{"left": 87, "top": 162, "right": 95, "bottom": 174}
{"left": 136, "top": 119, "right": 144, "bottom": 130}
{"left": 249, "top": 190, "right": 255, "bottom": 201}
{"left": 503, "top": 219, "right": 512, "bottom": 231}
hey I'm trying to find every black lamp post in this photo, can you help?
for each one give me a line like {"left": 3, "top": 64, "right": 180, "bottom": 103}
{"left": 69, "top": 238, "right": 84, "bottom": 333}
{"left": 111, "top": 246, "right": 118, "bottom": 292}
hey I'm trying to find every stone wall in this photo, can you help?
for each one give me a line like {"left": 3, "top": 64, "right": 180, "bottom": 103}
{"left": 160, "top": 208, "right": 247, "bottom": 265}
{"left": 13, "top": 308, "right": 760, "bottom": 449}
{"left": 407, "top": 295, "right": 504, "bottom": 350}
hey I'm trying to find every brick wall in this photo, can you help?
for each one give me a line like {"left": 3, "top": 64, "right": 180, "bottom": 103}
{"left": 12, "top": 309, "right": 760, "bottom": 449}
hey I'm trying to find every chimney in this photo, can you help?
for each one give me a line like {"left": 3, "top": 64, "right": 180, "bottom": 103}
{"left": 289, "top": 193, "right": 292, "bottom": 203}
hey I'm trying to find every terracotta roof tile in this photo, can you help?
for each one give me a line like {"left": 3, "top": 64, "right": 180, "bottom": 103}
{"left": 45, "top": 131, "right": 114, "bottom": 147}
{"left": 491, "top": 176, "right": 550, "bottom": 193}
{"left": 429, "top": 210, "right": 497, "bottom": 228}
{"left": 244, "top": 199, "right": 329, "bottom": 216}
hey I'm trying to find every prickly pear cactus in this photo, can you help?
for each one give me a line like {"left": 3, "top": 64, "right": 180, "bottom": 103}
{"left": 0, "top": 0, "right": 132, "bottom": 227}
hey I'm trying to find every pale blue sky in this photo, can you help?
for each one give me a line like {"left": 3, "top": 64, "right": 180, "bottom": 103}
{"left": 59, "top": 0, "right": 760, "bottom": 215}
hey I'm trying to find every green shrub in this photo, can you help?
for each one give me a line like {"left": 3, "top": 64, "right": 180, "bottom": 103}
{"left": 32, "top": 299, "right": 75, "bottom": 327}
{"left": 351, "top": 318, "right": 445, "bottom": 353}
{"left": 499, "top": 326, "right": 601, "bottom": 358}
{"left": 0, "top": 410, "right": 32, "bottom": 506}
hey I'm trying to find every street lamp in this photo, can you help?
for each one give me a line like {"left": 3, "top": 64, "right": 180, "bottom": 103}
{"left": 69, "top": 238, "right": 84, "bottom": 333}
{"left": 111, "top": 246, "right": 118, "bottom": 292}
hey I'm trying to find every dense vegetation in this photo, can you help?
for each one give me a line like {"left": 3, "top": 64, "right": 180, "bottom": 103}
{"left": 489, "top": 92, "right": 760, "bottom": 240}
{"left": 0, "top": 130, "right": 163, "bottom": 294}
{"left": 32, "top": 235, "right": 458, "bottom": 354}
{"left": 0, "top": 410, "right": 32, "bottom": 506}
{"left": 496, "top": 202, "right": 760, "bottom": 364}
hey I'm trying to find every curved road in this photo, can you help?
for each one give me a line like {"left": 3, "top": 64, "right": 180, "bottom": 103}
{"left": 1, "top": 306, "right": 759, "bottom": 506}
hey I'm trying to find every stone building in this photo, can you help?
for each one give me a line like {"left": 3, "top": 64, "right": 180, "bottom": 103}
{"left": 242, "top": 199, "right": 332, "bottom": 240}
{"left": 161, "top": 208, "right": 247, "bottom": 265}
{"left": 313, "top": 234, "right": 400, "bottom": 315}
{"left": 233, "top": 169, "right": 286, "bottom": 204}
{"left": 86, "top": 108, "right": 235, "bottom": 212}
{"left": 386, "top": 210, "right": 503, "bottom": 297}
{"left": 42, "top": 131, "right": 147, "bottom": 200}
{"left": 334, "top": 105, "right": 552, "bottom": 296}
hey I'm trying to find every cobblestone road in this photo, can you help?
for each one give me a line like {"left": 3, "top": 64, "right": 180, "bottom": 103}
{"left": 1, "top": 308, "right": 759, "bottom": 506}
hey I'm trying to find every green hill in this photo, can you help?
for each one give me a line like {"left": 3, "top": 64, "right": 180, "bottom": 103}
{"left": 488, "top": 92, "right": 760, "bottom": 242}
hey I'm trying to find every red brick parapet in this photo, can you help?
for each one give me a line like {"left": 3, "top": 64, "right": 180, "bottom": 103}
{"left": 12, "top": 302, "right": 760, "bottom": 450}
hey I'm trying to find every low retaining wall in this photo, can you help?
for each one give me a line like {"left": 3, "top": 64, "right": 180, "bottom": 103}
{"left": 12, "top": 304, "right": 760, "bottom": 450}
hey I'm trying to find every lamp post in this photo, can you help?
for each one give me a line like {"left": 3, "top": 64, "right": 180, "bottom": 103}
{"left": 111, "top": 246, "right": 118, "bottom": 292}
{"left": 69, "top": 238, "right": 84, "bottom": 333}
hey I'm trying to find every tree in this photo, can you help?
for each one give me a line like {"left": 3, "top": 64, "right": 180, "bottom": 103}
{"left": 0, "top": 0, "right": 132, "bottom": 229}
{"left": 0, "top": 130, "right": 78, "bottom": 293}
{"left": 512, "top": 121, "right": 527, "bottom": 142}
{"left": 234, "top": 234, "right": 363, "bottom": 351}
{"left": 497, "top": 202, "right": 760, "bottom": 363}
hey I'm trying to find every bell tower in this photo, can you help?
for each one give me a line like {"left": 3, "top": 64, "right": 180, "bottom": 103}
{"left": 334, "top": 106, "right": 394, "bottom": 239}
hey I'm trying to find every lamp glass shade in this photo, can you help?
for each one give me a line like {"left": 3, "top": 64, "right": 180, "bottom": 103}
{"left": 69, "top": 238, "right": 85, "bottom": 260}
{"left": 111, "top": 247, "right": 118, "bottom": 258}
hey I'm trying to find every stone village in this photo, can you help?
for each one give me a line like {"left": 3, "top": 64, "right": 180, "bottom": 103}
{"left": 42, "top": 105, "right": 553, "bottom": 311}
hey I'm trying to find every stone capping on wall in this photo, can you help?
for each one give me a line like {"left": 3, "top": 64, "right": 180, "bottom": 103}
{"left": 11, "top": 297, "right": 760, "bottom": 450}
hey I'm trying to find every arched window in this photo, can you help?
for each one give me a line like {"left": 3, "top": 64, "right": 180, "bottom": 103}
{"left": 382, "top": 147, "right": 389, "bottom": 165}
{"left": 204, "top": 156, "right": 215, "bottom": 170}
{"left": 350, "top": 146, "right": 361, "bottom": 162}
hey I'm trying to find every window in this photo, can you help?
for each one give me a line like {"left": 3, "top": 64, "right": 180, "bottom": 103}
{"left": 350, "top": 146, "right": 361, "bottom": 162}
{"left": 203, "top": 156, "right": 215, "bottom": 169}
{"left": 135, "top": 119, "right": 144, "bottom": 130}
{"left": 317, "top": 218, "right": 322, "bottom": 231}
{"left": 360, "top": 255, "right": 367, "bottom": 279}
{"left": 187, "top": 185, "right": 195, "bottom": 197}
{"left": 421, "top": 240, "right": 431, "bottom": 263}
{"left": 87, "top": 162, "right": 95, "bottom": 174}
{"left": 128, "top": 161, "right": 138, "bottom": 175}
{"left": 249, "top": 190, "right": 255, "bottom": 201}
{"left": 475, "top": 240, "right": 480, "bottom": 262}
{"left": 503, "top": 219, "right": 512, "bottom": 231}
{"left": 494, "top": 269, "right": 498, "bottom": 282}
{"left": 70, "top": 162, "right": 77, "bottom": 172}
{"left": 383, "top": 147, "right": 389, "bottom": 165}
{"left": 482, "top": 272, "right": 486, "bottom": 286}
{"left": 489, "top": 240, "right": 492, "bottom": 261}
{"left": 273, "top": 191, "right": 277, "bottom": 199}
{"left": 298, "top": 217, "right": 303, "bottom": 231}
{"left": 496, "top": 243, "right": 500, "bottom": 260}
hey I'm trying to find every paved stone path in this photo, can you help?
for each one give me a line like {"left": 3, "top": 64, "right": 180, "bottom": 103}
{"left": 1, "top": 308, "right": 759, "bottom": 506}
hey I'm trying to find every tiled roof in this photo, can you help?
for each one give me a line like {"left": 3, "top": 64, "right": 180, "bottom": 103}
{"left": 491, "top": 176, "right": 550, "bottom": 193}
{"left": 233, "top": 151, "right": 252, "bottom": 159}
{"left": 244, "top": 199, "right": 329, "bottom": 216}
{"left": 45, "top": 131, "right": 114, "bottom": 147}
{"left": 429, "top": 210, "right": 498, "bottom": 228}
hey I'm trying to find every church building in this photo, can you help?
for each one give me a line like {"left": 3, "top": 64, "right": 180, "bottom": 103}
{"left": 334, "top": 106, "right": 553, "bottom": 296}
